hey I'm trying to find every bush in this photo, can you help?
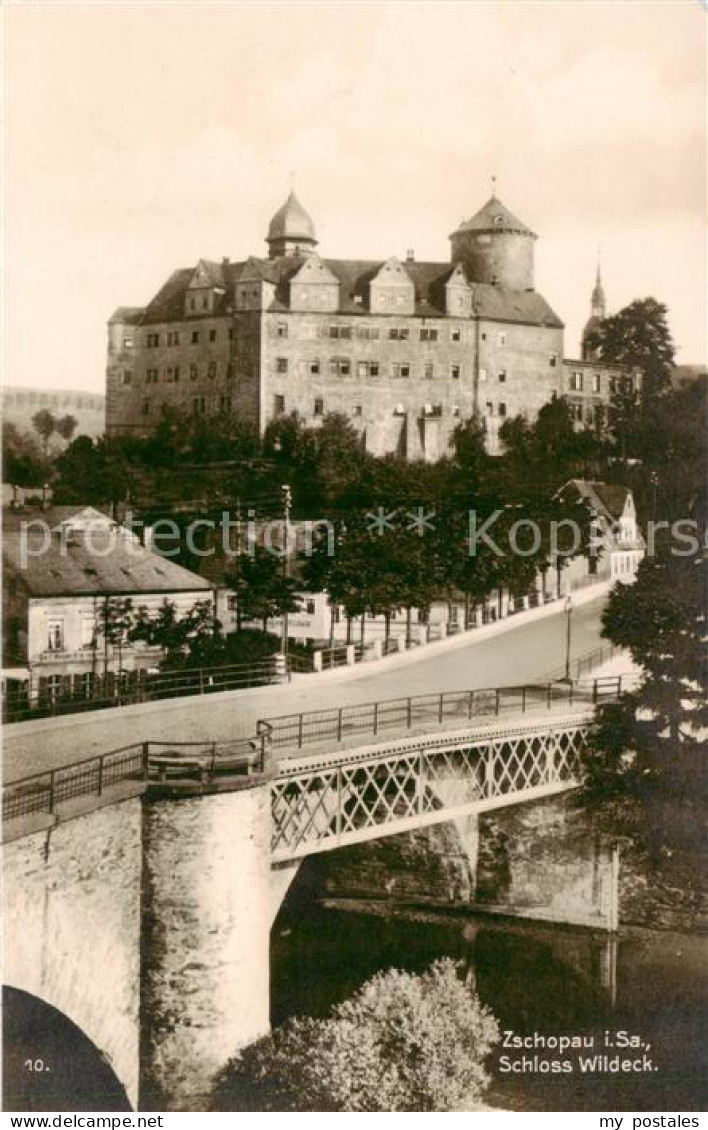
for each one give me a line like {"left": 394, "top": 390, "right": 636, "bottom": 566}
{"left": 213, "top": 958, "right": 499, "bottom": 1111}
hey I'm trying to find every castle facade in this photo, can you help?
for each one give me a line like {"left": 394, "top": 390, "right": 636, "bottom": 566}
{"left": 106, "top": 191, "right": 637, "bottom": 458}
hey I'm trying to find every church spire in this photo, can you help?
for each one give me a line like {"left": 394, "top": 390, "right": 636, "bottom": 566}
{"left": 591, "top": 256, "right": 606, "bottom": 319}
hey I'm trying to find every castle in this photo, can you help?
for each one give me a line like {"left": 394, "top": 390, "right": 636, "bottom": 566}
{"left": 106, "top": 190, "right": 638, "bottom": 458}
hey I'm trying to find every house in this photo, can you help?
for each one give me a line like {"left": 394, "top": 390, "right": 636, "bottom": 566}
{"left": 556, "top": 480, "right": 645, "bottom": 588}
{"left": 2, "top": 505, "right": 214, "bottom": 705}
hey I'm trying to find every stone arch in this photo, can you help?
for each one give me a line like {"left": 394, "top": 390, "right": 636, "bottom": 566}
{"left": 3, "top": 986, "right": 132, "bottom": 1111}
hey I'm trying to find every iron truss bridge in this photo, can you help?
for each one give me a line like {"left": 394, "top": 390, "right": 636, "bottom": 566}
{"left": 270, "top": 710, "right": 594, "bottom": 864}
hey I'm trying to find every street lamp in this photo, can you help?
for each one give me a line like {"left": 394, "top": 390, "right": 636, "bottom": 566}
{"left": 564, "top": 593, "right": 574, "bottom": 683}
{"left": 281, "top": 483, "right": 292, "bottom": 663}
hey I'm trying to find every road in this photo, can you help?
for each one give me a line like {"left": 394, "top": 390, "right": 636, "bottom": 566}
{"left": 4, "top": 595, "right": 607, "bottom": 782}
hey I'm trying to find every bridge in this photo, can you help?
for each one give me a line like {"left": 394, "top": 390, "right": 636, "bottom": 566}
{"left": 2, "top": 677, "right": 620, "bottom": 1111}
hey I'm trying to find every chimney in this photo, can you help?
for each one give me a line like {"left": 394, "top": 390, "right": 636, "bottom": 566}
{"left": 406, "top": 249, "right": 415, "bottom": 263}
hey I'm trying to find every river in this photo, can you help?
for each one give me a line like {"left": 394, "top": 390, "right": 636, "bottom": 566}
{"left": 271, "top": 900, "right": 707, "bottom": 1112}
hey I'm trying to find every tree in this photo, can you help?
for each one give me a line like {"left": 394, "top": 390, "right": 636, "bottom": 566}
{"left": 582, "top": 548, "right": 707, "bottom": 855}
{"left": 55, "top": 414, "right": 79, "bottom": 444}
{"left": 213, "top": 958, "right": 499, "bottom": 1112}
{"left": 31, "top": 409, "right": 56, "bottom": 455}
{"left": 228, "top": 547, "right": 301, "bottom": 635}
{"left": 585, "top": 297, "right": 675, "bottom": 401}
{"left": 2, "top": 421, "right": 49, "bottom": 486}
{"left": 129, "top": 598, "right": 221, "bottom": 669}
{"left": 97, "top": 596, "right": 134, "bottom": 682}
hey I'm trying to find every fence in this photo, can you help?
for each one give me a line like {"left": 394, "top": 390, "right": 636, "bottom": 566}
{"left": 2, "top": 657, "right": 285, "bottom": 725}
{"left": 258, "top": 677, "right": 623, "bottom": 753}
{"left": 539, "top": 642, "right": 619, "bottom": 684}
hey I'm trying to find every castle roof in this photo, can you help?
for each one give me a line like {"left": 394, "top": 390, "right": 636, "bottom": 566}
{"left": 266, "top": 191, "right": 317, "bottom": 245}
{"left": 136, "top": 255, "right": 562, "bottom": 328}
{"left": 451, "top": 195, "right": 537, "bottom": 239}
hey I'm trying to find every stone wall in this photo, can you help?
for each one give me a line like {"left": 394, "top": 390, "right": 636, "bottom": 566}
{"left": 3, "top": 798, "right": 143, "bottom": 1108}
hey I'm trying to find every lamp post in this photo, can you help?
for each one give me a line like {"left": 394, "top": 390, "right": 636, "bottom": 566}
{"left": 281, "top": 483, "right": 292, "bottom": 662}
{"left": 564, "top": 593, "right": 573, "bottom": 683}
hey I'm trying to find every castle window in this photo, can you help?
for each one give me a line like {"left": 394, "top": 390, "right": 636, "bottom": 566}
{"left": 452, "top": 405, "right": 461, "bottom": 417}
{"left": 388, "top": 327, "right": 409, "bottom": 341}
{"left": 146, "top": 368, "right": 158, "bottom": 384}
{"left": 192, "top": 331, "right": 200, "bottom": 344}
{"left": 481, "top": 332, "right": 487, "bottom": 341}
{"left": 549, "top": 353, "right": 558, "bottom": 367}
{"left": 356, "top": 326, "right": 380, "bottom": 340}
{"left": 227, "top": 363, "right": 235, "bottom": 380}
{"left": 485, "top": 402, "right": 494, "bottom": 416}
{"left": 424, "top": 363, "right": 434, "bottom": 380}
{"left": 277, "top": 323, "right": 288, "bottom": 338}
{"left": 329, "top": 325, "right": 352, "bottom": 340}
{"left": 202, "top": 297, "right": 208, "bottom": 310}
{"left": 392, "top": 363, "right": 410, "bottom": 378}
{"left": 167, "top": 331, "right": 180, "bottom": 346}
{"left": 208, "top": 362, "right": 217, "bottom": 379}
{"left": 609, "top": 376, "right": 617, "bottom": 394}
{"left": 479, "top": 368, "right": 487, "bottom": 382}
{"left": 142, "top": 400, "right": 152, "bottom": 416}
{"left": 219, "top": 396, "right": 232, "bottom": 414}
{"left": 451, "top": 327, "right": 461, "bottom": 342}
{"left": 352, "top": 405, "right": 363, "bottom": 417}
{"left": 497, "top": 331, "right": 507, "bottom": 346}
{"left": 192, "top": 397, "right": 207, "bottom": 416}
{"left": 592, "top": 374, "right": 601, "bottom": 393}
{"left": 189, "top": 298, "right": 196, "bottom": 311}
{"left": 274, "top": 395, "right": 285, "bottom": 416}
{"left": 190, "top": 364, "right": 198, "bottom": 380}
{"left": 314, "top": 397, "right": 324, "bottom": 416}
{"left": 277, "top": 358, "right": 289, "bottom": 374}
{"left": 210, "top": 330, "right": 217, "bottom": 343}
{"left": 420, "top": 328, "right": 438, "bottom": 342}
{"left": 358, "top": 361, "right": 379, "bottom": 377}
{"left": 570, "top": 371, "right": 584, "bottom": 392}
{"left": 229, "top": 328, "right": 234, "bottom": 341}
{"left": 122, "top": 337, "right": 133, "bottom": 350}
{"left": 120, "top": 370, "right": 132, "bottom": 386}
{"left": 498, "top": 403, "right": 507, "bottom": 417}
{"left": 498, "top": 370, "right": 506, "bottom": 383}
{"left": 570, "top": 403, "right": 583, "bottom": 421}
{"left": 309, "top": 359, "right": 321, "bottom": 375}
{"left": 451, "top": 365, "right": 461, "bottom": 380}
{"left": 147, "top": 333, "right": 160, "bottom": 348}
{"left": 329, "top": 358, "right": 351, "bottom": 376}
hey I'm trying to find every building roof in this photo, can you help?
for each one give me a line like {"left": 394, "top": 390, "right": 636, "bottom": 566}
{"left": 559, "top": 479, "right": 631, "bottom": 522}
{"left": 451, "top": 195, "right": 537, "bottom": 239}
{"left": 136, "top": 254, "right": 562, "bottom": 327}
{"left": 108, "top": 306, "right": 145, "bottom": 325}
{"left": 267, "top": 191, "right": 317, "bottom": 244}
{"left": 3, "top": 528, "right": 213, "bottom": 598}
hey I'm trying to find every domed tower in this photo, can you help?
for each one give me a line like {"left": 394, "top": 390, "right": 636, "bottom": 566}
{"left": 449, "top": 193, "right": 537, "bottom": 290}
{"left": 581, "top": 261, "right": 607, "bottom": 359}
{"left": 266, "top": 191, "right": 318, "bottom": 259}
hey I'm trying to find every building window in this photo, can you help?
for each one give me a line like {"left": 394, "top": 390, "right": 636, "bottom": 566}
{"left": 47, "top": 621, "right": 64, "bottom": 651}
{"left": 309, "top": 359, "right": 321, "bottom": 375}
{"left": 593, "top": 373, "right": 601, "bottom": 393}
{"left": 570, "top": 371, "right": 584, "bottom": 392}
{"left": 167, "top": 331, "right": 180, "bottom": 346}
{"left": 451, "top": 327, "right": 461, "bottom": 342}
{"left": 120, "top": 370, "right": 133, "bottom": 386}
{"left": 356, "top": 326, "right": 380, "bottom": 340}
{"left": 352, "top": 405, "right": 363, "bottom": 417}
{"left": 609, "top": 376, "right": 617, "bottom": 394}
{"left": 571, "top": 402, "right": 584, "bottom": 422}
{"left": 485, "top": 402, "right": 494, "bottom": 416}
{"left": 191, "top": 331, "right": 200, "bottom": 344}
{"left": 424, "top": 362, "right": 434, "bottom": 380}
{"left": 277, "top": 323, "right": 288, "bottom": 338}
{"left": 164, "top": 366, "right": 180, "bottom": 383}
{"left": 314, "top": 397, "right": 324, "bottom": 416}
{"left": 451, "top": 365, "right": 461, "bottom": 380}
{"left": 190, "top": 364, "right": 198, "bottom": 380}
{"left": 498, "top": 331, "right": 507, "bottom": 346}
{"left": 208, "top": 362, "right": 217, "bottom": 379}
{"left": 189, "top": 298, "right": 196, "bottom": 311}
{"left": 452, "top": 405, "right": 461, "bottom": 417}
{"left": 305, "top": 599, "right": 316, "bottom": 615}
{"left": 146, "top": 333, "right": 160, "bottom": 348}
{"left": 329, "top": 357, "right": 351, "bottom": 376}
{"left": 274, "top": 394, "right": 285, "bottom": 416}
{"left": 209, "top": 330, "right": 217, "bottom": 343}
{"left": 122, "top": 337, "right": 133, "bottom": 350}
{"left": 277, "top": 357, "right": 289, "bottom": 374}
{"left": 389, "top": 327, "right": 409, "bottom": 341}
{"left": 228, "top": 328, "right": 234, "bottom": 341}
{"left": 479, "top": 368, "right": 487, "bottom": 382}
{"left": 219, "top": 396, "right": 232, "bottom": 413}
{"left": 498, "top": 402, "right": 507, "bottom": 417}
{"left": 420, "top": 328, "right": 438, "bottom": 342}
{"left": 481, "top": 332, "right": 487, "bottom": 341}
{"left": 142, "top": 400, "right": 152, "bottom": 416}
{"left": 498, "top": 370, "right": 506, "bottom": 383}
{"left": 392, "top": 363, "right": 410, "bottom": 378}
{"left": 329, "top": 325, "right": 352, "bottom": 339}
{"left": 357, "top": 361, "right": 379, "bottom": 377}
{"left": 549, "top": 352, "right": 558, "bottom": 367}
{"left": 192, "top": 397, "right": 206, "bottom": 415}
{"left": 202, "top": 296, "right": 208, "bottom": 310}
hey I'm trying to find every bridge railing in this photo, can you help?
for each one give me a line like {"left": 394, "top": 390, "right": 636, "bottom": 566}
{"left": 260, "top": 677, "right": 622, "bottom": 753}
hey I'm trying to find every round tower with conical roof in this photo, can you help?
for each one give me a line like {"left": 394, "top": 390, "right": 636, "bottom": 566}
{"left": 266, "top": 191, "right": 318, "bottom": 259}
{"left": 449, "top": 194, "right": 537, "bottom": 290}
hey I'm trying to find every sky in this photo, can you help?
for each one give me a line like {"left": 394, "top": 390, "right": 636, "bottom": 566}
{"left": 4, "top": 1, "right": 706, "bottom": 394}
